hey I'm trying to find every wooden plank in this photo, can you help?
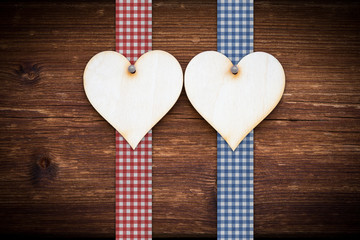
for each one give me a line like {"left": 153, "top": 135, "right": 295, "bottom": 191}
{"left": 0, "top": 0, "right": 359, "bottom": 238}
{"left": 253, "top": 1, "right": 360, "bottom": 237}
{"left": 0, "top": 1, "right": 116, "bottom": 238}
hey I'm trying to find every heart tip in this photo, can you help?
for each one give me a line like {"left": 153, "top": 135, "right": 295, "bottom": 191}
{"left": 120, "top": 135, "right": 140, "bottom": 150}
{"left": 229, "top": 143, "right": 239, "bottom": 151}
{"left": 129, "top": 143, "right": 139, "bottom": 150}
{"left": 225, "top": 141, "right": 238, "bottom": 151}
{"left": 222, "top": 137, "right": 239, "bottom": 151}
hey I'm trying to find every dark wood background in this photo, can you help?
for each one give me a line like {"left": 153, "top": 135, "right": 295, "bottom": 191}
{"left": 0, "top": 0, "right": 359, "bottom": 238}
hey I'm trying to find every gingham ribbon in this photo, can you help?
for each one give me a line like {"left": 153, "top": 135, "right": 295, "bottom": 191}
{"left": 115, "top": 1, "right": 152, "bottom": 240}
{"left": 217, "top": 1, "right": 254, "bottom": 240}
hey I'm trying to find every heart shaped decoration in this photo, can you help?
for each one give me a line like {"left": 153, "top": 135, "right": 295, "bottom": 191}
{"left": 84, "top": 50, "right": 183, "bottom": 149}
{"left": 185, "top": 51, "right": 285, "bottom": 151}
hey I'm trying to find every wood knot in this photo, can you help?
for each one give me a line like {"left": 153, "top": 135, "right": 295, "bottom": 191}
{"left": 38, "top": 155, "right": 51, "bottom": 169}
{"left": 15, "top": 63, "right": 42, "bottom": 85}
{"left": 29, "top": 149, "right": 58, "bottom": 186}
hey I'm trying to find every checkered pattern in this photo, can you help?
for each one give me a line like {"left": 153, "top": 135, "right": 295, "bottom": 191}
{"left": 115, "top": 1, "right": 152, "bottom": 240}
{"left": 217, "top": 132, "right": 254, "bottom": 240}
{"left": 116, "top": 132, "right": 152, "bottom": 240}
{"left": 116, "top": 0, "right": 152, "bottom": 63}
{"left": 217, "top": 0, "right": 253, "bottom": 64}
{"left": 217, "top": 0, "right": 254, "bottom": 240}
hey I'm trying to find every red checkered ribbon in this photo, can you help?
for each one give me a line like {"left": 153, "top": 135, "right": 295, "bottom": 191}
{"left": 115, "top": 1, "right": 152, "bottom": 239}
{"left": 116, "top": 0, "right": 152, "bottom": 63}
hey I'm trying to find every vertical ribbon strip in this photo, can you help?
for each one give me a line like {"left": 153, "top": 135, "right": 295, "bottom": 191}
{"left": 217, "top": 1, "right": 254, "bottom": 240}
{"left": 115, "top": 1, "right": 152, "bottom": 240}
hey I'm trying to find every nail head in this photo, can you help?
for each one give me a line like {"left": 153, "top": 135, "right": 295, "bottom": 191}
{"left": 231, "top": 65, "right": 238, "bottom": 75}
{"left": 128, "top": 65, "right": 136, "bottom": 74}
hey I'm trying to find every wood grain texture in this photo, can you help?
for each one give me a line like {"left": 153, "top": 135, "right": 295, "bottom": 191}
{"left": 0, "top": 0, "right": 359, "bottom": 238}
{"left": 184, "top": 51, "right": 285, "bottom": 150}
{"left": 84, "top": 50, "right": 183, "bottom": 149}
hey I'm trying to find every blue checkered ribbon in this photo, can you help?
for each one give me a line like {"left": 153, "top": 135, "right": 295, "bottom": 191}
{"left": 217, "top": 0, "right": 254, "bottom": 240}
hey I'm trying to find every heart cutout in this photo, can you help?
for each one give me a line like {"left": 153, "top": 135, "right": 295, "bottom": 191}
{"left": 84, "top": 50, "right": 183, "bottom": 149}
{"left": 185, "top": 51, "right": 285, "bottom": 151}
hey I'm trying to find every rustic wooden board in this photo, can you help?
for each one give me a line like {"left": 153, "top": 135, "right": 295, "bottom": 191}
{"left": 0, "top": 0, "right": 359, "bottom": 238}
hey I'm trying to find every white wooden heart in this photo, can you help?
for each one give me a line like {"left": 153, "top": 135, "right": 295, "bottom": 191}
{"left": 185, "top": 51, "right": 285, "bottom": 151}
{"left": 84, "top": 50, "right": 183, "bottom": 149}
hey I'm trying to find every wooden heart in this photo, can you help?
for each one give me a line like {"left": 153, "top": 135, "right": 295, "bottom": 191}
{"left": 84, "top": 50, "right": 183, "bottom": 149}
{"left": 185, "top": 51, "right": 285, "bottom": 151}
